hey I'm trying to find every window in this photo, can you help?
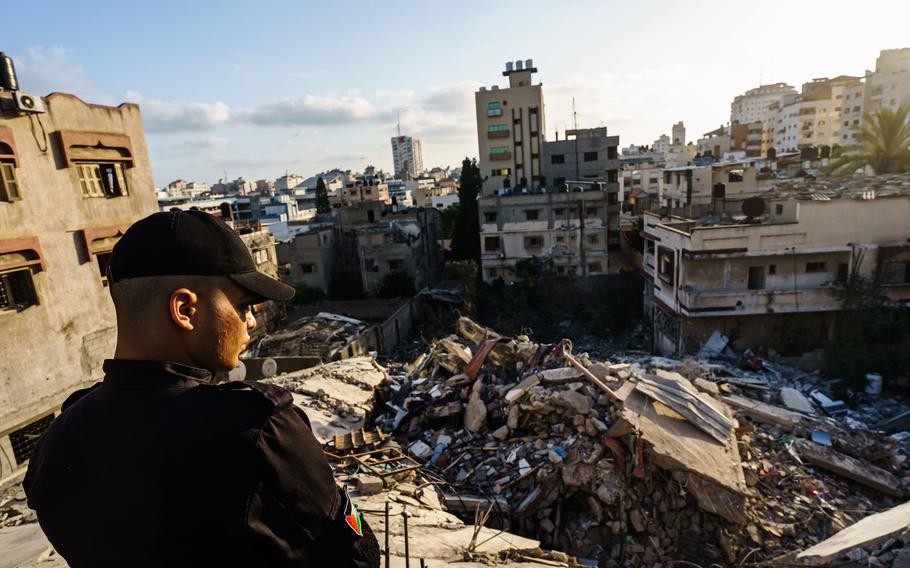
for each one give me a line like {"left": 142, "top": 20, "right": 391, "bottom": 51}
{"left": 657, "top": 247, "right": 674, "bottom": 284}
{"left": 769, "top": 264, "right": 777, "bottom": 275}
{"left": 587, "top": 234, "right": 599, "bottom": 244}
{"left": 524, "top": 209, "right": 540, "bottom": 221}
{"left": 97, "top": 252, "right": 113, "bottom": 286}
{"left": 487, "top": 101, "right": 502, "bottom": 117}
{"left": 524, "top": 235, "right": 544, "bottom": 249}
{"left": 488, "top": 124, "right": 509, "bottom": 132}
{"left": 555, "top": 235, "right": 565, "bottom": 243}
{"left": 0, "top": 269, "right": 38, "bottom": 311}
{"left": 586, "top": 207, "right": 598, "bottom": 217}
{"left": 388, "top": 259, "right": 402, "bottom": 271}
{"left": 254, "top": 249, "right": 269, "bottom": 265}
{"left": 0, "top": 161, "right": 21, "bottom": 202}
{"left": 364, "top": 259, "right": 379, "bottom": 272}
{"left": 608, "top": 192, "right": 618, "bottom": 205}
{"left": 775, "top": 204, "right": 784, "bottom": 215}
{"left": 490, "top": 146, "right": 510, "bottom": 154}
{"left": 10, "top": 414, "right": 55, "bottom": 465}
{"left": 491, "top": 168, "right": 511, "bottom": 177}
{"left": 588, "top": 262, "right": 602, "bottom": 273}
{"left": 484, "top": 236, "right": 500, "bottom": 251}
{"left": 748, "top": 266, "right": 765, "bottom": 290}
{"left": 805, "top": 262, "right": 827, "bottom": 273}
{"left": 551, "top": 154, "right": 565, "bottom": 164}
{"left": 484, "top": 212, "right": 498, "bottom": 223}
{"left": 77, "top": 163, "right": 128, "bottom": 198}
{"left": 583, "top": 151, "right": 598, "bottom": 162}
{"left": 300, "top": 263, "right": 317, "bottom": 274}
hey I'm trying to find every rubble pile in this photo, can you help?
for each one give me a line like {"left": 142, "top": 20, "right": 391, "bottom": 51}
{"left": 368, "top": 317, "right": 910, "bottom": 566}
{"left": 0, "top": 482, "right": 34, "bottom": 528}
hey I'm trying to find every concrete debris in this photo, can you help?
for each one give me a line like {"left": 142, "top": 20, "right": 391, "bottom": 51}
{"left": 297, "top": 316, "right": 910, "bottom": 566}
{"left": 795, "top": 500, "right": 910, "bottom": 565}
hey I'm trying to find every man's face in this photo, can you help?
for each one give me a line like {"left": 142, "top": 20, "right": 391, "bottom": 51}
{"left": 194, "top": 279, "right": 257, "bottom": 372}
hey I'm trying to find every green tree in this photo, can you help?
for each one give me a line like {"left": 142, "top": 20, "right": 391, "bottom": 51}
{"left": 315, "top": 176, "right": 331, "bottom": 214}
{"left": 829, "top": 105, "right": 910, "bottom": 174}
{"left": 440, "top": 203, "right": 460, "bottom": 240}
{"left": 292, "top": 283, "right": 326, "bottom": 305}
{"left": 450, "top": 158, "right": 482, "bottom": 262}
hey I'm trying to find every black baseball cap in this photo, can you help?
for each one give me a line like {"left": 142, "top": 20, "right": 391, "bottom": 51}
{"left": 109, "top": 210, "right": 295, "bottom": 302}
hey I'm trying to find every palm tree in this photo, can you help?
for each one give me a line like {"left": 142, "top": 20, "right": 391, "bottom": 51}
{"left": 829, "top": 104, "right": 910, "bottom": 174}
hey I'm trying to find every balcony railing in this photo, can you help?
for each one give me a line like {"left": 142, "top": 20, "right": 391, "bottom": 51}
{"left": 490, "top": 152, "right": 512, "bottom": 161}
{"left": 676, "top": 285, "right": 839, "bottom": 316}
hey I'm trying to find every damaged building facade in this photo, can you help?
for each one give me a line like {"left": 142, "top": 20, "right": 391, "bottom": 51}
{"left": 642, "top": 174, "right": 910, "bottom": 355}
{"left": 0, "top": 90, "right": 157, "bottom": 477}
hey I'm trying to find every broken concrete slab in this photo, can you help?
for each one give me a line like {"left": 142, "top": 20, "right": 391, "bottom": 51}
{"left": 795, "top": 500, "right": 910, "bottom": 565}
{"left": 464, "top": 380, "right": 487, "bottom": 432}
{"left": 798, "top": 440, "right": 904, "bottom": 497}
{"left": 635, "top": 370, "right": 734, "bottom": 444}
{"left": 694, "top": 378, "right": 720, "bottom": 396}
{"left": 721, "top": 394, "right": 805, "bottom": 430}
{"left": 780, "top": 387, "right": 816, "bottom": 414}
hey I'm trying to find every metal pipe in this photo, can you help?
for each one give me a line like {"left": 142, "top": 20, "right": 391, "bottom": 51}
{"left": 384, "top": 501, "right": 390, "bottom": 568}
{"left": 403, "top": 509, "right": 410, "bottom": 568}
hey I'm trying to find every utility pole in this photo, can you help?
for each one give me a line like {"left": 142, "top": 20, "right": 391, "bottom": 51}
{"left": 573, "top": 98, "right": 580, "bottom": 181}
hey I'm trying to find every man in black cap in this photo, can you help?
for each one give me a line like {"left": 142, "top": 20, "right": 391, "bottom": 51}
{"left": 24, "top": 210, "right": 380, "bottom": 567}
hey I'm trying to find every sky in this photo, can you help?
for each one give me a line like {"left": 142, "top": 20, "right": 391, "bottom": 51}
{"left": 5, "top": 0, "right": 910, "bottom": 187}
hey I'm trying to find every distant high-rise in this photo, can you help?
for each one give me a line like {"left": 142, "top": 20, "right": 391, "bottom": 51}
{"left": 671, "top": 121, "right": 686, "bottom": 146}
{"left": 391, "top": 135, "right": 423, "bottom": 180}
{"left": 730, "top": 83, "right": 797, "bottom": 126}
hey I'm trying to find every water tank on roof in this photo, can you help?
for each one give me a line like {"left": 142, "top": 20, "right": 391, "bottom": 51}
{"left": 491, "top": 85, "right": 498, "bottom": 90}
{"left": 516, "top": 60, "right": 524, "bottom": 71}
{"left": 525, "top": 58, "right": 533, "bottom": 69}
{"left": 506, "top": 61, "right": 514, "bottom": 73}
{"left": 0, "top": 53, "right": 19, "bottom": 91}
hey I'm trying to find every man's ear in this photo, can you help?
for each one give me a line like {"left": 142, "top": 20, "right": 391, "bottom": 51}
{"left": 169, "top": 288, "right": 198, "bottom": 331}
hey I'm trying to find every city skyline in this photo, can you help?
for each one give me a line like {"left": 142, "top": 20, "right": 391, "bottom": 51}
{"left": 4, "top": 0, "right": 909, "bottom": 186}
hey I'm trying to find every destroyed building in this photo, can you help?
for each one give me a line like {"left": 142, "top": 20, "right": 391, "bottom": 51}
{"left": 0, "top": 87, "right": 158, "bottom": 478}
{"left": 642, "top": 173, "right": 910, "bottom": 355}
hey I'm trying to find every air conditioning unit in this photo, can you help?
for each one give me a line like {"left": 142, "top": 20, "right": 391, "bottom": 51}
{"left": 14, "top": 91, "right": 45, "bottom": 114}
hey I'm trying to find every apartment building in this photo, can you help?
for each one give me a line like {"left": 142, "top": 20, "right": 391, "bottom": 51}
{"left": 275, "top": 223, "right": 336, "bottom": 294}
{"left": 661, "top": 158, "right": 778, "bottom": 215}
{"left": 475, "top": 59, "right": 546, "bottom": 196}
{"left": 341, "top": 176, "right": 390, "bottom": 206}
{"left": 478, "top": 187, "right": 612, "bottom": 282}
{"left": 642, "top": 174, "right": 910, "bottom": 356}
{"left": 0, "top": 87, "right": 158, "bottom": 476}
{"left": 391, "top": 135, "right": 424, "bottom": 180}
{"left": 863, "top": 48, "right": 910, "bottom": 115}
{"left": 238, "top": 227, "right": 286, "bottom": 339}
{"left": 275, "top": 174, "right": 306, "bottom": 192}
{"left": 541, "top": 127, "right": 622, "bottom": 248}
{"left": 696, "top": 124, "right": 749, "bottom": 159}
{"left": 730, "top": 83, "right": 797, "bottom": 125}
{"left": 772, "top": 76, "right": 862, "bottom": 152}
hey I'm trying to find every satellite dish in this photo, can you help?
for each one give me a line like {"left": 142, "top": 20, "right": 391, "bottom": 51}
{"left": 742, "top": 197, "right": 766, "bottom": 218}
{"left": 261, "top": 358, "right": 278, "bottom": 378}
{"left": 228, "top": 361, "right": 246, "bottom": 381}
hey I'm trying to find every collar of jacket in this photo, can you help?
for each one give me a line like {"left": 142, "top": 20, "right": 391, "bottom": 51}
{"left": 102, "top": 359, "right": 214, "bottom": 388}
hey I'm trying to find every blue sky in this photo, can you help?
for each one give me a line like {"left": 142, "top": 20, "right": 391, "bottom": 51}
{"left": 6, "top": 0, "right": 909, "bottom": 186}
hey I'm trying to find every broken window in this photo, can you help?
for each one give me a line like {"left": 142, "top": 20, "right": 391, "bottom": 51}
{"left": 300, "top": 263, "right": 317, "bottom": 274}
{"left": 0, "top": 160, "right": 21, "bottom": 202}
{"left": 77, "top": 163, "right": 128, "bottom": 198}
{"left": 10, "top": 414, "right": 55, "bottom": 465}
{"left": 657, "top": 247, "right": 674, "bottom": 285}
{"left": 484, "top": 236, "right": 501, "bottom": 251}
{"left": 97, "top": 252, "right": 113, "bottom": 286}
{"left": 0, "top": 269, "right": 38, "bottom": 311}
{"left": 881, "top": 260, "right": 910, "bottom": 284}
{"left": 524, "top": 235, "right": 544, "bottom": 249}
{"left": 805, "top": 262, "right": 827, "bottom": 273}
{"left": 524, "top": 209, "right": 540, "bottom": 221}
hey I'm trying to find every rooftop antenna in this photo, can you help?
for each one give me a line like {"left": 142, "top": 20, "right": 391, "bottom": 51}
{"left": 397, "top": 111, "right": 401, "bottom": 137}
{"left": 573, "top": 98, "right": 580, "bottom": 180}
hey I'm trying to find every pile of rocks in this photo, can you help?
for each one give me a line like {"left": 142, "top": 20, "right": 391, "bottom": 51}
{"left": 364, "top": 317, "right": 910, "bottom": 566}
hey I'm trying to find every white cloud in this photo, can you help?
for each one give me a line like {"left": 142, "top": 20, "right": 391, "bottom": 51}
{"left": 140, "top": 98, "right": 231, "bottom": 133}
{"left": 235, "top": 95, "right": 377, "bottom": 126}
{"left": 12, "top": 47, "right": 105, "bottom": 101}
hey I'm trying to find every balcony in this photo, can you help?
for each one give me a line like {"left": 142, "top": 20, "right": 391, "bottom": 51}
{"left": 490, "top": 152, "right": 512, "bottom": 161}
{"left": 487, "top": 129, "right": 510, "bottom": 139}
{"left": 676, "top": 285, "right": 839, "bottom": 317}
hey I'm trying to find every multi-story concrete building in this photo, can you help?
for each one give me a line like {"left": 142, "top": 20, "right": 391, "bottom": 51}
{"left": 238, "top": 227, "right": 286, "bottom": 339}
{"left": 672, "top": 121, "right": 686, "bottom": 146}
{"left": 697, "top": 124, "right": 749, "bottom": 159}
{"left": 642, "top": 174, "right": 910, "bottom": 356}
{"left": 661, "top": 158, "right": 778, "bottom": 215}
{"left": 275, "top": 223, "right": 336, "bottom": 294}
{"left": 341, "top": 176, "right": 390, "bottom": 206}
{"left": 475, "top": 59, "right": 546, "bottom": 196}
{"left": 478, "top": 187, "right": 612, "bottom": 282}
{"left": 390, "top": 135, "right": 423, "bottom": 181}
{"left": 863, "top": 48, "right": 910, "bottom": 116}
{"left": 772, "top": 76, "right": 862, "bottom": 153}
{"left": 275, "top": 174, "right": 306, "bottom": 192}
{"left": 730, "top": 83, "right": 797, "bottom": 125}
{"left": 0, "top": 87, "right": 158, "bottom": 476}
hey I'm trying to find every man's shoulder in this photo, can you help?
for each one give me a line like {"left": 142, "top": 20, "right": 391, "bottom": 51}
{"left": 201, "top": 380, "right": 294, "bottom": 415}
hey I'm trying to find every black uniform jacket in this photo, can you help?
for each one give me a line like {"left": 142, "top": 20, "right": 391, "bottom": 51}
{"left": 24, "top": 359, "right": 379, "bottom": 568}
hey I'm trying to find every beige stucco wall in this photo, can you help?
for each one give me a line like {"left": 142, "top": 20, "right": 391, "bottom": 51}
{"left": 0, "top": 93, "right": 158, "bottom": 449}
